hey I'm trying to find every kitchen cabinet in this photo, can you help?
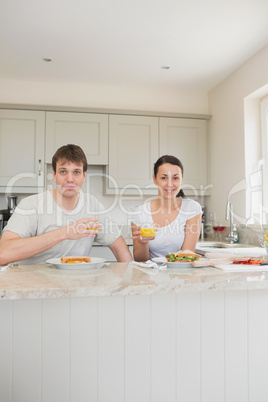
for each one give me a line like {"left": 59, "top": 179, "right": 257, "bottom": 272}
{"left": 45, "top": 112, "right": 108, "bottom": 165}
{"left": 0, "top": 109, "right": 45, "bottom": 192}
{"left": 106, "top": 115, "right": 159, "bottom": 195}
{"left": 106, "top": 114, "right": 209, "bottom": 195}
{"left": 0, "top": 106, "right": 209, "bottom": 197}
{"left": 90, "top": 245, "right": 117, "bottom": 261}
{"left": 159, "top": 117, "right": 209, "bottom": 194}
{"left": 90, "top": 244, "right": 133, "bottom": 261}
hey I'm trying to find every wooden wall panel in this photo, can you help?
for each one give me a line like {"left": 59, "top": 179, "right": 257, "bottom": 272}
{"left": 176, "top": 292, "right": 201, "bottom": 402}
{"left": 0, "top": 300, "right": 12, "bottom": 402}
{"left": 98, "top": 296, "right": 124, "bottom": 402}
{"left": 42, "top": 299, "right": 70, "bottom": 402}
{"left": 70, "top": 297, "right": 98, "bottom": 402}
{"left": 225, "top": 291, "right": 248, "bottom": 402}
{"left": 201, "top": 292, "right": 225, "bottom": 402}
{"left": 12, "top": 300, "right": 41, "bottom": 402}
{"left": 150, "top": 294, "right": 176, "bottom": 402}
{"left": 248, "top": 290, "right": 268, "bottom": 402}
{"left": 124, "top": 295, "right": 151, "bottom": 402}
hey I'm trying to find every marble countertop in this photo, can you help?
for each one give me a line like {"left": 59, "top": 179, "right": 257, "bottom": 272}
{"left": 2, "top": 261, "right": 268, "bottom": 300}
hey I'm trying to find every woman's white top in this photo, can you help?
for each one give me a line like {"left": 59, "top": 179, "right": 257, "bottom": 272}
{"left": 132, "top": 198, "right": 202, "bottom": 259}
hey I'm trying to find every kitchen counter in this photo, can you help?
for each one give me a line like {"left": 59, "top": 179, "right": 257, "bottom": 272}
{"left": 2, "top": 261, "right": 268, "bottom": 402}
{"left": 2, "top": 260, "right": 268, "bottom": 300}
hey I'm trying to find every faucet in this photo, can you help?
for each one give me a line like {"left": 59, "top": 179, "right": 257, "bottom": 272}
{"left": 225, "top": 201, "right": 239, "bottom": 244}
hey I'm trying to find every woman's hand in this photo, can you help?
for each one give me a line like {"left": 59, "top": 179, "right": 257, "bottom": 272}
{"left": 132, "top": 225, "right": 151, "bottom": 244}
{"left": 131, "top": 222, "right": 151, "bottom": 262}
{"left": 65, "top": 217, "right": 101, "bottom": 239}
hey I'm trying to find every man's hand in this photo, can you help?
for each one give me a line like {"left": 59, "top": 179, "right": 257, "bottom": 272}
{"left": 65, "top": 217, "right": 101, "bottom": 239}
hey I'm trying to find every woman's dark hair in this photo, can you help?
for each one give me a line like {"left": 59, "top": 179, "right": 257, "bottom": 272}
{"left": 52, "top": 144, "right": 88, "bottom": 172}
{"left": 154, "top": 155, "right": 185, "bottom": 198}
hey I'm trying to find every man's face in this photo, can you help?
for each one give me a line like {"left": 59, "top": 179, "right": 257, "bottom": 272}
{"left": 53, "top": 160, "right": 86, "bottom": 197}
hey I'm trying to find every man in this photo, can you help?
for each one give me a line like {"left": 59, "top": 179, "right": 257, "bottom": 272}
{"left": 0, "top": 144, "right": 132, "bottom": 265}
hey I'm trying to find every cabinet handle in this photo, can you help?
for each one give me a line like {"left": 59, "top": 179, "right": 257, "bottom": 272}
{"left": 38, "top": 159, "right": 42, "bottom": 176}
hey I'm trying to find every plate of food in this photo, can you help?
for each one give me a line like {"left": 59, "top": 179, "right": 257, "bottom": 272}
{"left": 165, "top": 250, "right": 202, "bottom": 268}
{"left": 46, "top": 256, "right": 106, "bottom": 270}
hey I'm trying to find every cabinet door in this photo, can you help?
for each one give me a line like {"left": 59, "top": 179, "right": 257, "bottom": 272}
{"left": 45, "top": 112, "right": 108, "bottom": 165}
{"left": 90, "top": 246, "right": 117, "bottom": 261}
{"left": 0, "top": 109, "right": 45, "bottom": 191}
{"left": 107, "top": 115, "right": 159, "bottom": 195}
{"left": 159, "top": 118, "right": 208, "bottom": 193}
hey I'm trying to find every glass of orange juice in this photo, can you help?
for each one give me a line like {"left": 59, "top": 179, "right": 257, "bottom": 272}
{"left": 86, "top": 222, "right": 100, "bottom": 231}
{"left": 140, "top": 225, "right": 157, "bottom": 240}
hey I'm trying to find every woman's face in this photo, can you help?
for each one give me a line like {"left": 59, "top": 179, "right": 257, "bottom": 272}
{"left": 153, "top": 163, "right": 183, "bottom": 199}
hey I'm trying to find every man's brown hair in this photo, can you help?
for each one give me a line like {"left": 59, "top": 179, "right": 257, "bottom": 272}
{"left": 52, "top": 144, "right": 88, "bottom": 172}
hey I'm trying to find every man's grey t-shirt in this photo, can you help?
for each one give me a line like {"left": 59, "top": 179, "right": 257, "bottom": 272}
{"left": 3, "top": 190, "right": 121, "bottom": 264}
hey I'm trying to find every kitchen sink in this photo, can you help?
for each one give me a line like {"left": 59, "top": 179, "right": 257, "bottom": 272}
{"left": 195, "top": 241, "right": 266, "bottom": 257}
{"left": 196, "top": 241, "right": 253, "bottom": 249}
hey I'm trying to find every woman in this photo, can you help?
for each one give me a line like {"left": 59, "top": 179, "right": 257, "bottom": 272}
{"left": 131, "top": 155, "right": 202, "bottom": 261}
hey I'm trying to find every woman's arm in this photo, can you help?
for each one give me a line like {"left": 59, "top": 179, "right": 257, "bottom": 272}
{"left": 108, "top": 236, "right": 133, "bottom": 262}
{"left": 181, "top": 214, "right": 202, "bottom": 251}
{"left": 131, "top": 222, "right": 150, "bottom": 262}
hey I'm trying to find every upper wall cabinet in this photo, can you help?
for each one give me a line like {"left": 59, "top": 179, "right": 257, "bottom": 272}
{"left": 107, "top": 115, "right": 159, "bottom": 195}
{"left": 0, "top": 109, "right": 45, "bottom": 192}
{"left": 107, "top": 115, "right": 209, "bottom": 195}
{"left": 45, "top": 112, "right": 108, "bottom": 165}
{"left": 159, "top": 117, "right": 209, "bottom": 194}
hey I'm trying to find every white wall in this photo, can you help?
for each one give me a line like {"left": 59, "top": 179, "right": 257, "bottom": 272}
{"left": 0, "top": 79, "right": 209, "bottom": 115}
{"left": 207, "top": 45, "right": 268, "bottom": 225}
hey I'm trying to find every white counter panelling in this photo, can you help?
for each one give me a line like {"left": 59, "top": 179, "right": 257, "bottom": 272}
{"left": 1, "top": 290, "right": 268, "bottom": 402}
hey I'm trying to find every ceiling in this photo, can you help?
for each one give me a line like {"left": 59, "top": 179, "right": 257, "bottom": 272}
{"left": 1, "top": 0, "right": 268, "bottom": 92}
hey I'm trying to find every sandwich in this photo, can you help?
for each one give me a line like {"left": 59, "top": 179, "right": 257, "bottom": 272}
{"left": 166, "top": 250, "right": 202, "bottom": 262}
{"left": 61, "top": 256, "right": 91, "bottom": 264}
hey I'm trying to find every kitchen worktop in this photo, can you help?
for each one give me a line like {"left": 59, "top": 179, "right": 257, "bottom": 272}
{"left": 2, "top": 260, "right": 268, "bottom": 300}
{"left": 2, "top": 260, "right": 268, "bottom": 402}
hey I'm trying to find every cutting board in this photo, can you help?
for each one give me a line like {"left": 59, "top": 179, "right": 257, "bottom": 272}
{"left": 215, "top": 263, "right": 268, "bottom": 272}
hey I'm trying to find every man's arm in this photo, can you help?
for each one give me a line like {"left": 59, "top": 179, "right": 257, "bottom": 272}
{"left": 108, "top": 236, "right": 133, "bottom": 262}
{"left": 0, "top": 218, "right": 100, "bottom": 266}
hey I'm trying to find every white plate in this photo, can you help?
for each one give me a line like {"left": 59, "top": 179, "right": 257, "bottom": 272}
{"left": 167, "top": 261, "right": 193, "bottom": 268}
{"left": 152, "top": 257, "right": 166, "bottom": 264}
{"left": 152, "top": 257, "right": 193, "bottom": 268}
{"left": 46, "top": 257, "right": 106, "bottom": 270}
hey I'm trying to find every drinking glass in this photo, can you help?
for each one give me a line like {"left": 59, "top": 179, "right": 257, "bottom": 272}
{"left": 212, "top": 224, "right": 219, "bottom": 241}
{"left": 140, "top": 224, "right": 157, "bottom": 240}
{"left": 212, "top": 222, "right": 225, "bottom": 241}
{"left": 217, "top": 223, "right": 226, "bottom": 242}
